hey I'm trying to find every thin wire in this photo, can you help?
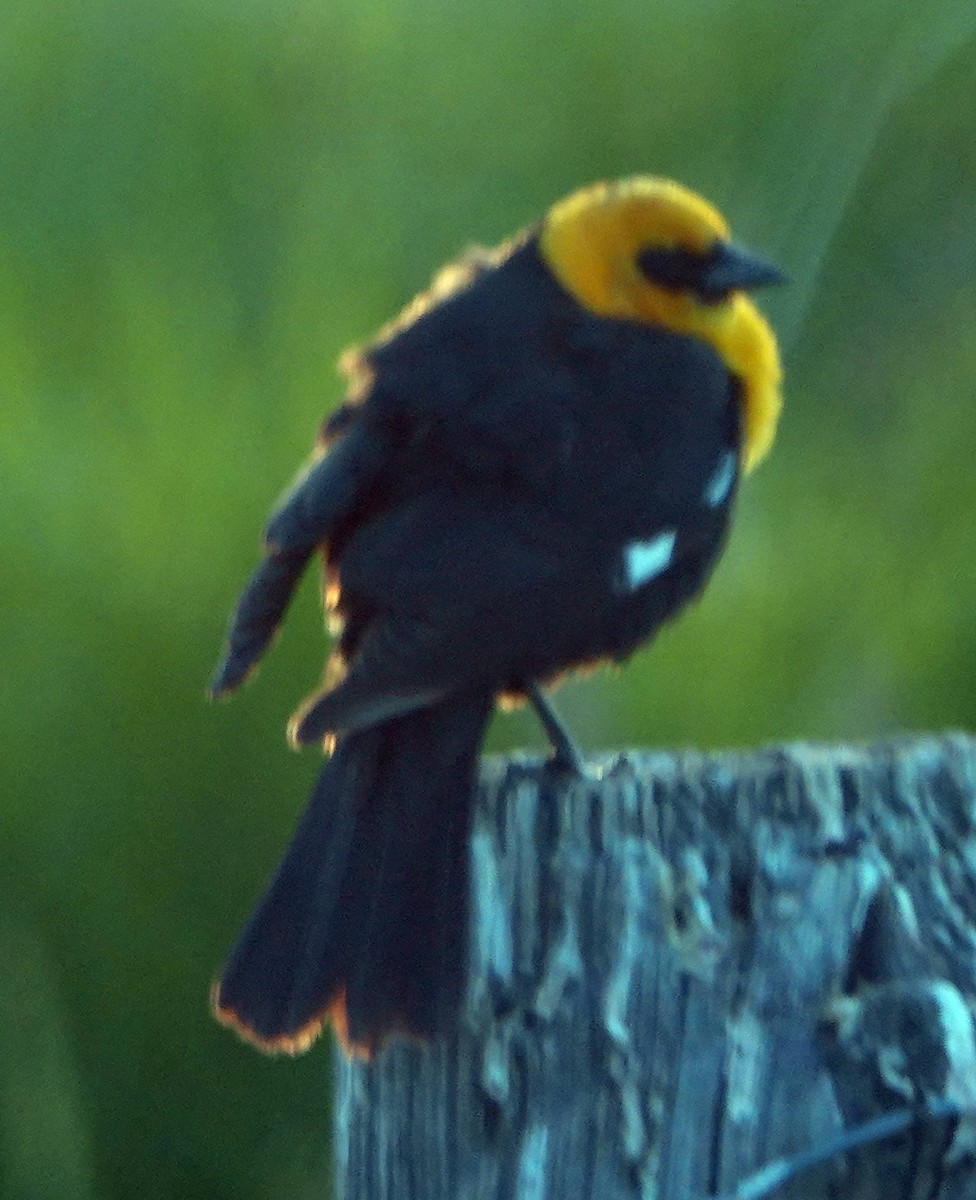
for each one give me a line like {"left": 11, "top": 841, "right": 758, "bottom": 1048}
{"left": 708, "top": 1098, "right": 966, "bottom": 1200}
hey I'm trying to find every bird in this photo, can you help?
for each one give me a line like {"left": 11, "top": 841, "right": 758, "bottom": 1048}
{"left": 209, "top": 176, "right": 785, "bottom": 1057}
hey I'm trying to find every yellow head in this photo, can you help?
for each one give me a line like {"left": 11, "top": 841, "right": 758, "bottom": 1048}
{"left": 539, "top": 177, "right": 784, "bottom": 472}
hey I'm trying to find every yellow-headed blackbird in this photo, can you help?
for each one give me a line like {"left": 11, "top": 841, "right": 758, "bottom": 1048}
{"left": 210, "top": 177, "right": 784, "bottom": 1056}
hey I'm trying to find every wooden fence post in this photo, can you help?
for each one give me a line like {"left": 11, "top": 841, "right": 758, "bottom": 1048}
{"left": 335, "top": 733, "right": 976, "bottom": 1199}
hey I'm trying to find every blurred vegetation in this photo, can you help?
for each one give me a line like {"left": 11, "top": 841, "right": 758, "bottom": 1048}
{"left": 3, "top": 0, "right": 975, "bottom": 1196}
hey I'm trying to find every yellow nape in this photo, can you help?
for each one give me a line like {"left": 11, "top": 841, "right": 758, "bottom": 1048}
{"left": 539, "top": 177, "right": 782, "bottom": 472}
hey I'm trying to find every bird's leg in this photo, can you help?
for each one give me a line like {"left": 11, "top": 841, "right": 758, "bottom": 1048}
{"left": 525, "top": 681, "right": 587, "bottom": 775}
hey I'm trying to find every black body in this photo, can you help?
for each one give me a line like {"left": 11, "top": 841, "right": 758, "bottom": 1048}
{"left": 212, "top": 236, "right": 741, "bottom": 1054}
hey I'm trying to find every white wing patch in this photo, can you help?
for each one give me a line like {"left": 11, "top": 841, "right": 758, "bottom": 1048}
{"left": 704, "top": 449, "right": 737, "bottom": 508}
{"left": 622, "top": 530, "right": 676, "bottom": 591}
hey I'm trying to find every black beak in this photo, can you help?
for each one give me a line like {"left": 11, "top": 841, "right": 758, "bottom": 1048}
{"left": 700, "top": 242, "right": 787, "bottom": 294}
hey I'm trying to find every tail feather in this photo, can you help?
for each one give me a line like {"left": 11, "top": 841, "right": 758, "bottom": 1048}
{"left": 213, "top": 689, "right": 492, "bottom": 1056}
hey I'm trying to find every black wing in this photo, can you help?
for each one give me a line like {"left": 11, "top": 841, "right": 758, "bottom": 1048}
{"left": 209, "top": 422, "right": 390, "bottom": 698}
{"left": 287, "top": 487, "right": 582, "bottom": 742}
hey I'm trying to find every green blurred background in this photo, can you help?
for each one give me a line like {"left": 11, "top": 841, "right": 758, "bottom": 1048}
{"left": 3, "top": 0, "right": 975, "bottom": 1196}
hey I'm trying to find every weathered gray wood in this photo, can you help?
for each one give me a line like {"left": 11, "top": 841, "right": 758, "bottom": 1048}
{"left": 335, "top": 733, "right": 976, "bottom": 1199}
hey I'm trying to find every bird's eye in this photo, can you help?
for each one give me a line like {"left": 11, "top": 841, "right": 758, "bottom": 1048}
{"left": 637, "top": 245, "right": 702, "bottom": 290}
{"left": 637, "top": 244, "right": 731, "bottom": 305}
